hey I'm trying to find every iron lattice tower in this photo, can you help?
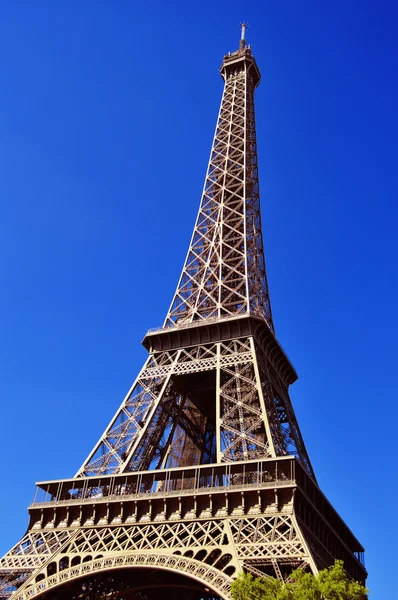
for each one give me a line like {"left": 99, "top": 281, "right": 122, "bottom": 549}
{"left": 0, "top": 26, "right": 366, "bottom": 600}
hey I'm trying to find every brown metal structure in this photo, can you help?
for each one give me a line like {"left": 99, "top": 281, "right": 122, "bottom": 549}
{"left": 0, "top": 26, "right": 366, "bottom": 600}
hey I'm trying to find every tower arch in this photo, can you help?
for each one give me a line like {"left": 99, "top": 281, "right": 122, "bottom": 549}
{"left": 16, "top": 553, "right": 232, "bottom": 600}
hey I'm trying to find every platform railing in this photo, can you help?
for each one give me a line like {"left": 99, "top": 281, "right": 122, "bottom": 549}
{"left": 30, "top": 456, "right": 296, "bottom": 507}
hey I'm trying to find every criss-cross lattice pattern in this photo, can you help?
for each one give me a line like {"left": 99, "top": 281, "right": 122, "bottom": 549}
{"left": 0, "top": 531, "right": 73, "bottom": 570}
{"left": 77, "top": 337, "right": 314, "bottom": 478}
{"left": 76, "top": 44, "right": 314, "bottom": 479}
{"left": 164, "top": 49, "right": 273, "bottom": 329}
{"left": 7, "top": 554, "right": 234, "bottom": 600}
{"left": 0, "top": 513, "right": 310, "bottom": 599}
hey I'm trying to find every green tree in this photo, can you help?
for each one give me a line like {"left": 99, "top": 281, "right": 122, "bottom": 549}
{"left": 317, "top": 561, "right": 368, "bottom": 600}
{"left": 231, "top": 571, "right": 289, "bottom": 600}
{"left": 230, "top": 561, "right": 368, "bottom": 600}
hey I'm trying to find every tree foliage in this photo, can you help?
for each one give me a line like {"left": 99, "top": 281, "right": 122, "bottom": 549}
{"left": 230, "top": 561, "right": 368, "bottom": 600}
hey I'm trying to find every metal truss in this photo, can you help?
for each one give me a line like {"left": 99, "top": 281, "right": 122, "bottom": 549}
{"left": 9, "top": 554, "right": 232, "bottom": 600}
{"left": 1, "top": 454, "right": 365, "bottom": 594}
{"left": 0, "top": 459, "right": 366, "bottom": 599}
{"left": 0, "top": 467, "right": 315, "bottom": 600}
{"left": 75, "top": 39, "right": 313, "bottom": 481}
{"left": 164, "top": 46, "right": 273, "bottom": 330}
{"left": 0, "top": 30, "right": 366, "bottom": 600}
{"left": 77, "top": 337, "right": 314, "bottom": 479}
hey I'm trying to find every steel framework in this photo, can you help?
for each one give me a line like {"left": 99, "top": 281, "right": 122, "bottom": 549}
{"left": 0, "top": 26, "right": 366, "bottom": 600}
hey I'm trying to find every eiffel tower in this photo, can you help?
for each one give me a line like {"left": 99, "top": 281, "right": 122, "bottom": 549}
{"left": 0, "top": 25, "right": 366, "bottom": 600}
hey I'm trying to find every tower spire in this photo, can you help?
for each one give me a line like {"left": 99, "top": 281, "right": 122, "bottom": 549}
{"left": 240, "top": 22, "right": 247, "bottom": 49}
{"left": 164, "top": 37, "right": 268, "bottom": 331}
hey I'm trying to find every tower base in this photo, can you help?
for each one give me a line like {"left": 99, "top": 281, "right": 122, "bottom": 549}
{"left": 0, "top": 458, "right": 366, "bottom": 599}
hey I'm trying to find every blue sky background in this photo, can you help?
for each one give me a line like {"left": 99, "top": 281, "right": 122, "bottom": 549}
{"left": 0, "top": 2, "right": 396, "bottom": 598}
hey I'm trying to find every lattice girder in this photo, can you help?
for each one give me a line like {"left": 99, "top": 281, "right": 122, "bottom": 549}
{"left": 164, "top": 48, "right": 273, "bottom": 329}
{"left": 76, "top": 336, "right": 314, "bottom": 478}
{"left": 7, "top": 554, "right": 234, "bottom": 600}
{"left": 0, "top": 503, "right": 313, "bottom": 600}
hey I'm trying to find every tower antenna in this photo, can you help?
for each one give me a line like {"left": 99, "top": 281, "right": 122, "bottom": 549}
{"left": 240, "top": 22, "right": 248, "bottom": 49}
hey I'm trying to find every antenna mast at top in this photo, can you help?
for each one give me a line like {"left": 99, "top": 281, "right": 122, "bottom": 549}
{"left": 240, "top": 22, "right": 247, "bottom": 49}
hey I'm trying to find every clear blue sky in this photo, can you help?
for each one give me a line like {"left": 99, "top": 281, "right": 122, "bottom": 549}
{"left": 0, "top": 2, "right": 396, "bottom": 598}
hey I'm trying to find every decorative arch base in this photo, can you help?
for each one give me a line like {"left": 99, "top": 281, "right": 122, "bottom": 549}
{"left": 14, "top": 553, "right": 233, "bottom": 600}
